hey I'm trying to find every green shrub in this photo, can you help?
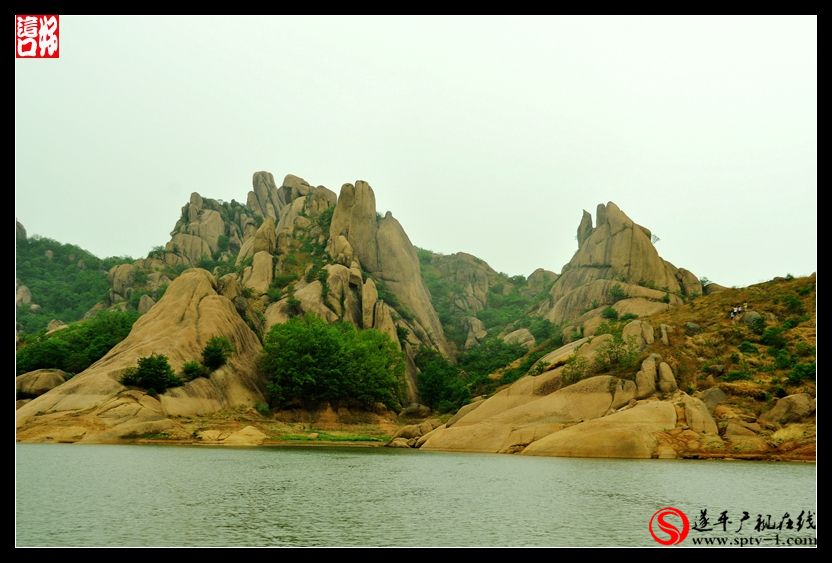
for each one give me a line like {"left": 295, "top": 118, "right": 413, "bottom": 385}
{"left": 316, "top": 206, "right": 334, "bottom": 233}
{"left": 501, "top": 348, "right": 549, "bottom": 384}
{"left": 609, "top": 284, "right": 627, "bottom": 302}
{"left": 266, "top": 286, "right": 283, "bottom": 301}
{"left": 761, "top": 327, "right": 786, "bottom": 348}
{"left": 305, "top": 264, "right": 322, "bottom": 283}
{"left": 738, "top": 341, "right": 758, "bottom": 354}
{"left": 181, "top": 360, "right": 208, "bottom": 380}
{"left": 619, "top": 313, "right": 639, "bottom": 322}
{"left": 783, "top": 294, "right": 804, "bottom": 315}
{"left": 151, "top": 284, "right": 168, "bottom": 302}
{"left": 217, "top": 234, "right": 230, "bottom": 252}
{"left": 133, "top": 269, "right": 149, "bottom": 285}
{"left": 781, "top": 318, "right": 798, "bottom": 330}
{"left": 202, "top": 336, "right": 234, "bottom": 370}
{"left": 723, "top": 370, "right": 751, "bottom": 382}
{"left": 795, "top": 341, "right": 815, "bottom": 357}
{"left": 749, "top": 316, "right": 766, "bottom": 335}
{"left": 661, "top": 293, "right": 671, "bottom": 304}
{"left": 601, "top": 307, "right": 618, "bottom": 320}
{"left": 773, "top": 385, "right": 787, "bottom": 398}
{"left": 272, "top": 273, "right": 299, "bottom": 288}
{"left": 121, "top": 354, "right": 181, "bottom": 392}
{"left": 319, "top": 268, "right": 330, "bottom": 299}
{"left": 255, "top": 403, "right": 271, "bottom": 416}
{"left": 593, "top": 334, "right": 641, "bottom": 374}
{"left": 286, "top": 287, "right": 303, "bottom": 318}
{"left": 797, "top": 284, "right": 814, "bottom": 297}
{"left": 529, "top": 361, "right": 550, "bottom": 376}
{"left": 788, "top": 362, "right": 815, "bottom": 385}
{"left": 260, "top": 314, "right": 405, "bottom": 410}
{"left": 396, "top": 325, "right": 410, "bottom": 342}
{"left": 523, "top": 318, "right": 557, "bottom": 340}
{"left": 773, "top": 349, "right": 794, "bottom": 370}
{"left": 562, "top": 355, "right": 591, "bottom": 385}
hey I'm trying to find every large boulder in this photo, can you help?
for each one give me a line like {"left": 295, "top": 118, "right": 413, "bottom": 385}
{"left": 522, "top": 401, "right": 677, "bottom": 458}
{"left": 635, "top": 354, "right": 660, "bottom": 399}
{"left": 223, "top": 425, "right": 268, "bottom": 446}
{"left": 137, "top": 295, "right": 156, "bottom": 314}
{"left": 16, "top": 369, "right": 68, "bottom": 398}
{"left": 420, "top": 374, "right": 632, "bottom": 454}
{"left": 695, "top": 387, "right": 727, "bottom": 412}
{"left": 502, "top": 328, "right": 535, "bottom": 349}
{"left": 16, "top": 284, "right": 32, "bottom": 306}
{"left": 680, "top": 395, "right": 718, "bottom": 434}
{"left": 760, "top": 393, "right": 816, "bottom": 425}
{"left": 657, "top": 362, "right": 677, "bottom": 394}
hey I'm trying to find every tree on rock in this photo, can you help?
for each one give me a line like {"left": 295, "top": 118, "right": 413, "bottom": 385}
{"left": 121, "top": 354, "right": 181, "bottom": 394}
{"left": 202, "top": 336, "right": 234, "bottom": 370}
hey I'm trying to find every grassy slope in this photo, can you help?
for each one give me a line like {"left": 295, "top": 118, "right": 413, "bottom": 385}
{"left": 648, "top": 274, "right": 816, "bottom": 411}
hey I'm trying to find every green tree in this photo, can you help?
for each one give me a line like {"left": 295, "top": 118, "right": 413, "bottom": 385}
{"left": 415, "top": 349, "right": 469, "bottom": 412}
{"left": 202, "top": 336, "right": 234, "bottom": 370}
{"left": 458, "top": 337, "right": 525, "bottom": 384}
{"left": 260, "top": 314, "right": 405, "bottom": 409}
{"left": 16, "top": 310, "right": 138, "bottom": 374}
{"left": 121, "top": 354, "right": 181, "bottom": 393}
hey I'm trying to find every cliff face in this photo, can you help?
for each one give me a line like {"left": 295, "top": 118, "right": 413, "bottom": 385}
{"left": 328, "top": 181, "right": 450, "bottom": 358}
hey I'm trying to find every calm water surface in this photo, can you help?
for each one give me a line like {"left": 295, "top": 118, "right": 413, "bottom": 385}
{"left": 16, "top": 444, "right": 816, "bottom": 546}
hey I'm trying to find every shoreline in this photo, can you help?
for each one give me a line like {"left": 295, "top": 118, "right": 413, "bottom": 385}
{"left": 15, "top": 437, "right": 816, "bottom": 462}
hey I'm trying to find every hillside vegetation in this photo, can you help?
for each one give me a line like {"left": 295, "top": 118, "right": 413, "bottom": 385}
{"left": 16, "top": 233, "right": 132, "bottom": 334}
{"left": 649, "top": 274, "right": 816, "bottom": 403}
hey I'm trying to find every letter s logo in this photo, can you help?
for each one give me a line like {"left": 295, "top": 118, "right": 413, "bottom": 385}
{"left": 648, "top": 507, "right": 690, "bottom": 545}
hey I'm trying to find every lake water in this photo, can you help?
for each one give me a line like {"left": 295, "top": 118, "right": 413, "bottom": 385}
{"left": 15, "top": 444, "right": 816, "bottom": 547}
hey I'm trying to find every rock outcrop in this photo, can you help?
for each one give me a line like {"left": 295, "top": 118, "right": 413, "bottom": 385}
{"left": 538, "top": 202, "right": 699, "bottom": 328}
{"left": 329, "top": 181, "right": 450, "bottom": 357}
{"left": 16, "top": 284, "right": 32, "bottom": 307}
{"left": 16, "top": 269, "right": 266, "bottom": 442}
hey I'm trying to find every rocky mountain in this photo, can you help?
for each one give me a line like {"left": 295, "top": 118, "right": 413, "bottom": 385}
{"left": 18, "top": 172, "right": 457, "bottom": 440}
{"left": 15, "top": 174, "right": 815, "bottom": 458}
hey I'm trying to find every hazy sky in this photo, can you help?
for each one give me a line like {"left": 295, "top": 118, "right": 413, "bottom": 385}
{"left": 15, "top": 16, "right": 816, "bottom": 287}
